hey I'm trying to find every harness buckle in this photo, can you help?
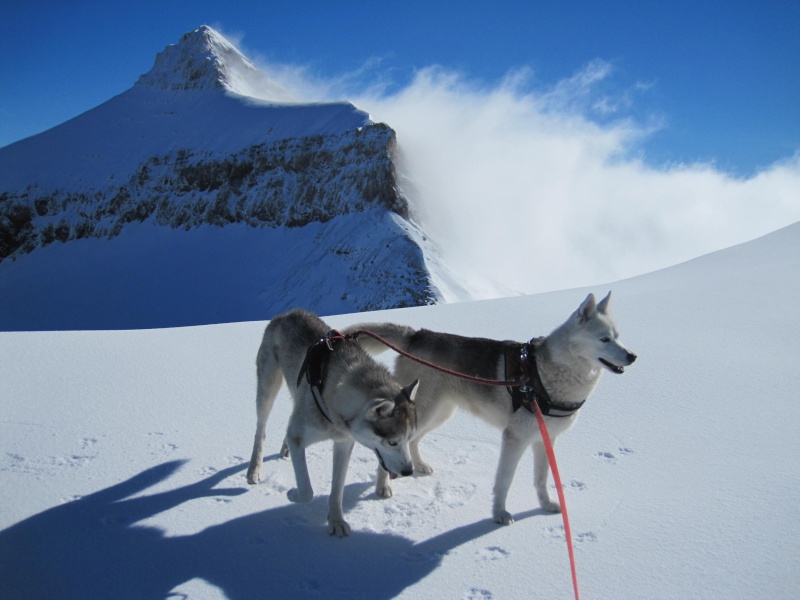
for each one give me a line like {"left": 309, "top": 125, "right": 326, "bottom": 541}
{"left": 324, "top": 330, "right": 339, "bottom": 351}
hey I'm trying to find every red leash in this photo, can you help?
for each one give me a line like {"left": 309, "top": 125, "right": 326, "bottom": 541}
{"left": 532, "top": 400, "right": 580, "bottom": 600}
{"left": 341, "top": 330, "right": 527, "bottom": 387}
{"left": 339, "top": 329, "right": 581, "bottom": 599}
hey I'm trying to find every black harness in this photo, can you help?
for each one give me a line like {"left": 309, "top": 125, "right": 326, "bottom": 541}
{"left": 297, "top": 331, "right": 342, "bottom": 424}
{"left": 505, "top": 338, "right": 585, "bottom": 418}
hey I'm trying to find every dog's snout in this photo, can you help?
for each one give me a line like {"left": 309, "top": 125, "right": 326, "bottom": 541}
{"left": 627, "top": 352, "right": 637, "bottom": 364}
{"left": 401, "top": 467, "right": 414, "bottom": 477}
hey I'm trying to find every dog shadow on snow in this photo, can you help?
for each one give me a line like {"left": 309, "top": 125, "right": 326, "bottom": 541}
{"left": 0, "top": 458, "right": 543, "bottom": 600}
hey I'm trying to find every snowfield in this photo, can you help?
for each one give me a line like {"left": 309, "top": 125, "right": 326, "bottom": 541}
{"left": 1, "top": 221, "right": 799, "bottom": 599}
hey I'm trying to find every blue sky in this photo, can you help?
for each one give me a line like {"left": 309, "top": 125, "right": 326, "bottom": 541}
{"left": 2, "top": 0, "right": 799, "bottom": 175}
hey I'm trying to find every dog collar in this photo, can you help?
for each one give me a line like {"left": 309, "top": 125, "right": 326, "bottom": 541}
{"left": 506, "top": 339, "right": 585, "bottom": 418}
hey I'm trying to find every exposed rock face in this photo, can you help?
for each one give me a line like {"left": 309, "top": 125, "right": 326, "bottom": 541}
{"left": 0, "top": 123, "right": 406, "bottom": 260}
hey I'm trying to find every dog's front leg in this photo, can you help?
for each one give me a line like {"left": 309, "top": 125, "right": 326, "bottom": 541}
{"left": 286, "top": 435, "right": 314, "bottom": 504}
{"left": 328, "top": 439, "right": 355, "bottom": 537}
{"left": 410, "top": 437, "right": 434, "bottom": 475}
{"left": 532, "top": 439, "right": 561, "bottom": 513}
{"left": 375, "top": 466, "right": 393, "bottom": 498}
{"left": 493, "top": 427, "right": 528, "bottom": 524}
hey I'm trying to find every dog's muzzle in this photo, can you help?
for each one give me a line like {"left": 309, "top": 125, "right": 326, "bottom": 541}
{"left": 600, "top": 352, "right": 637, "bottom": 374}
{"left": 374, "top": 449, "right": 412, "bottom": 479}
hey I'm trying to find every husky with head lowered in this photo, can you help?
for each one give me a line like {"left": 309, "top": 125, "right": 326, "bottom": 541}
{"left": 347, "top": 292, "right": 636, "bottom": 524}
{"left": 246, "top": 309, "right": 419, "bottom": 537}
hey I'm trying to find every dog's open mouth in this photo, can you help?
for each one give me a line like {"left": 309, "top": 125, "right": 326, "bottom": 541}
{"left": 374, "top": 449, "right": 399, "bottom": 480}
{"left": 599, "top": 358, "right": 625, "bottom": 374}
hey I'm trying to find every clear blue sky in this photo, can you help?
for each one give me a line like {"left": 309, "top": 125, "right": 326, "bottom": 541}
{"left": 2, "top": 0, "right": 798, "bottom": 175}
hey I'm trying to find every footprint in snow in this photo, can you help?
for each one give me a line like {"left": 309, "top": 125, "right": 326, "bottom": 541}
{"left": 545, "top": 525, "right": 598, "bottom": 542}
{"left": 464, "top": 588, "right": 493, "bottom": 600}
{"left": 596, "top": 447, "right": 634, "bottom": 462}
{"left": 283, "top": 515, "right": 308, "bottom": 526}
{"left": 478, "top": 546, "right": 510, "bottom": 561}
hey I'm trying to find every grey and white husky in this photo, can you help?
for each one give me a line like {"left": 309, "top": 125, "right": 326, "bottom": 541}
{"left": 246, "top": 309, "right": 419, "bottom": 537}
{"left": 347, "top": 292, "right": 636, "bottom": 524}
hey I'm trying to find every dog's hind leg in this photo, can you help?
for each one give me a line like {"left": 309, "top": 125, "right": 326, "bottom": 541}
{"left": 492, "top": 427, "right": 529, "bottom": 524}
{"left": 246, "top": 352, "right": 284, "bottom": 485}
{"left": 532, "top": 439, "right": 561, "bottom": 513}
{"left": 285, "top": 431, "right": 314, "bottom": 504}
{"left": 328, "top": 439, "right": 355, "bottom": 537}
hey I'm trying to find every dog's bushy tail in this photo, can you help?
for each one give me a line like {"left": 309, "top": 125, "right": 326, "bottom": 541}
{"left": 343, "top": 322, "right": 416, "bottom": 355}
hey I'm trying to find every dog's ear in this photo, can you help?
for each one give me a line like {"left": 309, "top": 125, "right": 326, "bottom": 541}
{"left": 366, "top": 399, "right": 395, "bottom": 420}
{"left": 577, "top": 293, "right": 597, "bottom": 322}
{"left": 597, "top": 291, "right": 612, "bottom": 314}
{"left": 402, "top": 379, "right": 419, "bottom": 403}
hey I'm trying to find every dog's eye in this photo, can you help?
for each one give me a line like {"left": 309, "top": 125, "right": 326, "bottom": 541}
{"left": 600, "top": 337, "right": 611, "bottom": 343}
{"left": 387, "top": 440, "right": 399, "bottom": 447}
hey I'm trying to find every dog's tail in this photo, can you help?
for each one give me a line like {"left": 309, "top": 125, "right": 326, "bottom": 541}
{"left": 343, "top": 322, "right": 416, "bottom": 355}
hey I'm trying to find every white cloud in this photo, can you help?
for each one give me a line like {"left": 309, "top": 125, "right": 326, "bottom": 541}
{"left": 263, "top": 59, "right": 800, "bottom": 297}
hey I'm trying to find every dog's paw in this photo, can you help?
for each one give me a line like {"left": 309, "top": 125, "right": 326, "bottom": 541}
{"left": 328, "top": 518, "right": 351, "bottom": 537}
{"left": 245, "top": 465, "right": 260, "bottom": 485}
{"left": 415, "top": 461, "right": 434, "bottom": 476}
{"left": 287, "top": 488, "right": 313, "bottom": 503}
{"left": 493, "top": 510, "right": 515, "bottom": 525}
{"left": 540, "top": 499, "right": 562, "bottom": 513}
{"left": 376, "top": 483, "right": 393, "bottom": 499}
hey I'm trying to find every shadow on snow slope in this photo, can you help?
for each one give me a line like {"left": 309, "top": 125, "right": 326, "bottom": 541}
{"left": 0, "top": 457, "right": 542, "bottom": 599}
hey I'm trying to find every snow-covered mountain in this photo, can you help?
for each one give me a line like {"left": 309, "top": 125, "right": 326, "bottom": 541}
{"left": 0, "top": 26, "right": 443, "bottom": 330}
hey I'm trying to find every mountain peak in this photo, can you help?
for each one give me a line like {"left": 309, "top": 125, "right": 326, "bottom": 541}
{"left": 135, "top": 25, "right": 294, "bottom": 101}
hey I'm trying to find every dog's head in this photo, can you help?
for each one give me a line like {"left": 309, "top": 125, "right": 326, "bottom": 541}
{"left": 351, "top": 379, "right": 419, "bottom": 479}
{"left": 571, "top": 292, "right": 637, "bottom": 374}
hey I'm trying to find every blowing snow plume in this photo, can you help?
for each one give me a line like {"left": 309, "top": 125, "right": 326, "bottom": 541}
{"left": 263, "top": 59, "right": 800, "bottom": 298}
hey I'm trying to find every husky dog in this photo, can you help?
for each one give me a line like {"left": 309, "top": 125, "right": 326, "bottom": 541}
{"left": 347, "top": 292, "right": 636, "bottom": 524}
{"left": 246, "top": 309, "right": 419, "bottom": 537}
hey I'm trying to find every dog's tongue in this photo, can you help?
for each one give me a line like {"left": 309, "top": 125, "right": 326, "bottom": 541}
{"left": 390, "top": 472, "right": 399, "bottom": 480}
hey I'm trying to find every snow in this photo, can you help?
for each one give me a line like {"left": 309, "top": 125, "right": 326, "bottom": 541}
{"left": 0, "top": 211, "right": 432, "bottom": 330}
{"left": 2, "top": 221, "right": 799, "bottom": 599}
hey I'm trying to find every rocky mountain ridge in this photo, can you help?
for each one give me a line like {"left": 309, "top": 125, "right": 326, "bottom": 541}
{"left": 1, "top": 122, "right": 406, "bottom": 260}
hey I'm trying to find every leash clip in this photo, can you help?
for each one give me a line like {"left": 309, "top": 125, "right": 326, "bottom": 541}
{"left": 324, "top": 330, "right": 341, "bottom": 351}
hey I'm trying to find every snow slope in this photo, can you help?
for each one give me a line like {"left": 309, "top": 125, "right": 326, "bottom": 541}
{"left": 0, "top": 211, "right": 434, "bottom": 330}
{"left": 1, "top": 221, "right": 798, "bottom": 599}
